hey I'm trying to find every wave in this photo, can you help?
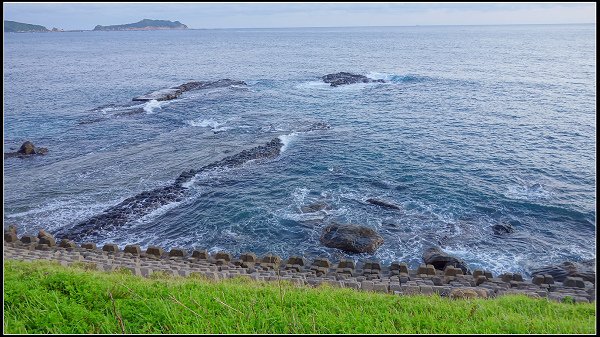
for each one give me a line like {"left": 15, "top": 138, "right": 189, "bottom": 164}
{"left": 295, "top": 81, "right": 332, "bottom": 90}
{"left": 186, "top": 118, "right": 235, "bottom": 132}
{"left": 278, "top": 132, "right": 298, "bottom": 152}
{"left": 366, "top": 71, "right": 429, "bottom": 83}
{"left": 142, "top": 99, "right": 166, "bottom": 114}
{"left": 503, "top": 179, "right": 552, "bottom": 201}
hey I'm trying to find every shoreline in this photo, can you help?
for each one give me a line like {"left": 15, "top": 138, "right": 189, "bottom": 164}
{"left": 4, "top": 231, "right": 595, "bottom": 303}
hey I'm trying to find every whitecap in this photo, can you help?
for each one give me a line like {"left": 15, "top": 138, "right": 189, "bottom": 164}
{"left": 278, "top": 132, "right": 299, "bottom": 152}
{"left": 295, "top": 81, "right": 332, "bottom": 90}
{"left": 143, "top": 99, "right": 166, "bottom": 114}
{"left": 504, "top": 181, "right": 551, "bottom": 200}
{"left": 187, "top": 118, "right": 227, "bottom": 132}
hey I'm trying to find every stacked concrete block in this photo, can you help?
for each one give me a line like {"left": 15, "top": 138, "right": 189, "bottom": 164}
{"left": 192, "top": 249, "right": 209, "bottom": 259}
{"left": 169, "top": 248, "right": 187, "bottom": 258}
{"left": 3, "top": 227, "right": 596, "bottom": 304}
{"left": 124, "top": 245, "right": 142, "bottom": 255}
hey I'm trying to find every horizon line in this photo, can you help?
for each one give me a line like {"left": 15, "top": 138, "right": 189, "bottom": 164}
{"left": 4, "top": 21, "right": 596, "bottom": 32}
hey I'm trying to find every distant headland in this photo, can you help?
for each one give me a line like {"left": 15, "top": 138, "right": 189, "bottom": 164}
{"left": 93, "top": 19, "right": 188, "bottom": 31}
{"left": 4, "top": 19, "right": 188, "bottom": 33}
{"left": 4, "top": 20, "right": 62, "bottom": 33}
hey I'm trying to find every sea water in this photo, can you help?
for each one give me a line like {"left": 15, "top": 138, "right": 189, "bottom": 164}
{"left": 4, "top": 24, "right": 596, "bottom": 276}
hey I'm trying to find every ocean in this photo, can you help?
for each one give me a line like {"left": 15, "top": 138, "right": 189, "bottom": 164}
{"left": 4, "top": 24, "right": 596, "bottom": 276}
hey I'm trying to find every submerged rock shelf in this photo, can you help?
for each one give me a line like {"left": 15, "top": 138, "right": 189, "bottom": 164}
{"left": 132, "top": 79, "right": 246, "bottom": 101}
{"left": 54, "top": 137, "right": 284, "bottom": 242}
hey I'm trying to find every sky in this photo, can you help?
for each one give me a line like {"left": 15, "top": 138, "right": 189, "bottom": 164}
{"left": 3, "top": 2, "right": 596, "bottom": 30}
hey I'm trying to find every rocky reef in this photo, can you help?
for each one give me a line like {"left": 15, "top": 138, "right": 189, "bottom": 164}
{"left": 366, "top": 198, "right": 402, "bottom": 210}
{"left": 4, "top": 141, "right": 48, "bottom": 159}
{"left": 55, "top": 138, "right": 283, "bottom": 241}
{"left": 422, "top": 247, "right": 470, "bottom": 275}
{"left": 133, "top": 79, "right": 246, "bottom": 102}
{"left": 320, "top": 223, "right": 384, "bottom": 254}
{"left": 531, "top": 259, "right": 595, "bottom": 284}
{"left": 322, "top": 72, "right": 385, "bottom": 87}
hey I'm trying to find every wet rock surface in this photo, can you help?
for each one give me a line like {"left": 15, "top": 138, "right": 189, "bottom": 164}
{"left": 423, "top": 247, "right": 471, "bottom": 275}
{"left": 320, "top": 223, "right": 384, "bottom": 254}
{"left": 492, "top": 223, "right": 514, "bottom": 235}
{"left": 133, "top": 79, "right": 246, "bottom": 101}
{"left": 56, "top": 138, "right": 283, "bottom": 242}
{"left": 366, "top": 198, "right": 401, "bottom": 210}
{"left": 322, "top": 72, "right": 385, "bottom": 87}
{"left": 4, "top": 233, "right": 596, "bottom": 303}
{"left": 300, "top": 202, "right": 332, "bottom": 213}
{"left": 531, "top": 259, "right": 596, "bottom": 283}
{"left": 4, "top": 141, "right": 49, "bottom": 159}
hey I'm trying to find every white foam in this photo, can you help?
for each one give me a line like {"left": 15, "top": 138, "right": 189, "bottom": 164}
{"left": 278, "top": 132, "right": 298, "bottom": 152}
{"left": 366, "top": 71, "right": 393, "bottom": 81}
{"left": 143, "top": 99, "right": 166, "bottom": 114}
{"left": 504, "top": 182, "right": 551, "bottom": 200}
{"left": 186, "top": 118, "right": 232, "bottom": 132}
{"left": 133, "top": 199, "right": 184, "bottom": 224}
{"left": 295, "top": 81, "right": 332, "bottom": 90}
{"left": 365, "top": 71, "right": 424, "bottom": 84}
{"left": 4, "top": 197, "right": 120, "bottom": 234}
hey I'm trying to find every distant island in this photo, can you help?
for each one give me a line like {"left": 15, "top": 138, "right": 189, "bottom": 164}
{"left": 93, "top": 19, "right": 188, "bottom": 31}
{"left": 4, "top": 20, "right": 49, "bottom": 33}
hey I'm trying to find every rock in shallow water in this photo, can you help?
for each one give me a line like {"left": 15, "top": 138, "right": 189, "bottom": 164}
{"left": 56, "top": 138, "right": 283, "bottom": 241}
{"left": 300, "top": 201, "right": 332, "bottom": 213}
{"left": 422, "top": 247, "right": 470, "bottom": 274}
{"left": 132, "top": 79, "right": 247, "bottom": 102}
{"left": 322, "top": 72, "right": 385, "bottom": 87}
{"left": 4, "top": 141, "right": 49, "bottom": 159}
{"left": 320, "top": 223, "right": 384, "bottom": 254}
{"left": 492, "top": 223, "right": 514, "bottom": 235}
{"left": 366, "top": 198, "right": 401, "bottom": 210}
{"left": 531, "top": 259, "right": 595, "bottom": 283}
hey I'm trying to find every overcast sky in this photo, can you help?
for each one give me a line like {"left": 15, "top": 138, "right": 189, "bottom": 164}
{"left": 3, "top": 2, "right": 596, "bottom": 30}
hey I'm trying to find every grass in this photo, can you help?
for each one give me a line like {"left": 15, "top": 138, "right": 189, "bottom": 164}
{"left": 3, "top": 259, "right": 596, "bottom": 334}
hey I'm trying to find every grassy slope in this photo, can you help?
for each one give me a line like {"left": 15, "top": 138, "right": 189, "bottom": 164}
{"left": 3, "top": 260, "right": 596, "bottom": 334}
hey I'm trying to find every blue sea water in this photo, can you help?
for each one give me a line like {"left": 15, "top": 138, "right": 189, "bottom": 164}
{"left": 3, "top": 24, "right": 596, "bottom": 276}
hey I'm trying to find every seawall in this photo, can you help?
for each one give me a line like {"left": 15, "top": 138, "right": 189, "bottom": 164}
{"left": 3, "top": 230, "right": 595, "bottom": 303}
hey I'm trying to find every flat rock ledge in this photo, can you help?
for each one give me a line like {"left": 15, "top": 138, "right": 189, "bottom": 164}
{"left": 133, "top": 79, "right": 246, "bottom": 101}
{"left": 3, "top": 229, "right": 595, "bottom": 303}
{"left": 322, "top": 72, "right": 385, "bottom": 87}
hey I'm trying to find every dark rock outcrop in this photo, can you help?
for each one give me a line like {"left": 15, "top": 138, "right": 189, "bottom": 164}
{"left": 133, "top": 88, "right": 182, "bottom": 102}
{"left": 4, "top": 141, "right": 48, "bottom": 159}
{"left": 366, "top": 198, "right": 401, "bottom": 210}
{"left": 531, "top": 259, "right": 595, "bottom": 283}
{"left": 423, "top": 247, "right": 470, "bottom": 274}
{"left": 133, "top": 79, "right": 247, "bottom": 102}
{"left": 300, "top": 202, "right": 332, "bottom": 213}
{"left": 322, "top": 72, "right": 385, "bottom": 87}
{"left": 173, "top": 79, "right": 246, "bottom": 92}
{"left": 320, "top": 223, "right": 384, "bottom": 254}
{"left": 56, "top": 138, "right": 283, "bottom": 241}
{"left": 37, "top": 229, "right": 56, "bottom": 246}
{"left": 492, "top": 223, "right": 514, "bottom": 235}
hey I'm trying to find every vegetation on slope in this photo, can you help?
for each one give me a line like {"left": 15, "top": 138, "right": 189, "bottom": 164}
{"left": 3, "top": 260, "right": 596, "bottom": 334}
{"left": 4, "top": 20, "right": 49, "bottom": 33}
{"left": 93, "top": 19, "right": 187, "bottom": 31}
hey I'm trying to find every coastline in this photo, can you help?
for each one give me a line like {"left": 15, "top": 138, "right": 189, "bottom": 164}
{"left": 4, "top": 232, "right": 595, "bottom": 303}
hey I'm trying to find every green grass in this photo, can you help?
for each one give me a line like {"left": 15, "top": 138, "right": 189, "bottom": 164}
{"left": 3, "top": 259, "right": 596, "bottom": 334}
